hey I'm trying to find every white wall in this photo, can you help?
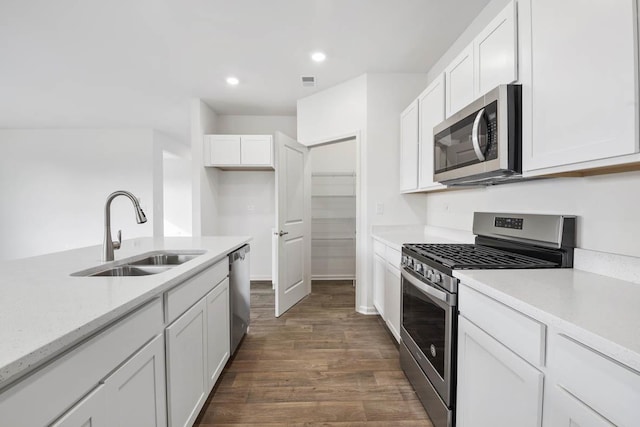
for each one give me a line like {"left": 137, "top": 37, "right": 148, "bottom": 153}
{"left": 216, "top": 115, "right": 297, "bottom": 139}
{"left": 190, "top": 99, "right": 220, "bottom": 236}
{"left": 158, "top": 130, "right": 192, "bottom": 237}
{"left": 212, "top": 114, "right": 297, "bottom": 280}
{"left": 310, "top": 139, "right": 356, "bottom": 173}
{"left": 423, "top": 0, "right": 640, "bottom": 260}
{"left": 296, "top": 73, "right": 430, "bottom": 312}
{"left": 297, "top": 75, "right": 367, "bottom": 144}
{"left": 0, "top": 129, "right": 156, "bottom": 261}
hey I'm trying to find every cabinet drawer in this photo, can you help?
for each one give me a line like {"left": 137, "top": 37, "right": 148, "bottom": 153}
{"left": 385, "top": 247, "right": 402, "bottom": 269}
{"left": 0, "top": 298, "right": 163, "bottom": 427}
{"left": 373, "top": 240, "right": 386, "bottom": 257}
{"left": 166, "top": 258, "right": 228, "bottom": 324}
{"left": 459, "top": 285, "right": 545, "bottom": 366}
{"left": 550, "top": 333, "right": 640, "bottom": 426}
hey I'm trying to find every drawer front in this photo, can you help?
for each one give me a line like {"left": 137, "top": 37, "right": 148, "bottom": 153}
{"left": 386, "top": 247, "right": 402, "bottom": 269}
{"left": 373, "top": 240, "right": 386, "bottom": 257}
{"left": 0, "top": 298, "right": 163, "bottom": 427}
{"left": 166, "top": 258, "right": 229, "bottom": 324}
{"left": 459, "top": 285, "right": 546, "bottom": 367}
{"left": 550, "top": 333, "right": 640, "bottom": 426}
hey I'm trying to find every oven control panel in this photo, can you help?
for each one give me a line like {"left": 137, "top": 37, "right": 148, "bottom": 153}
{"left": 402, "top": 255, "right": 447, "bottom": 286}
{"left": 494, "top": 216, "right": 524, "bottom": 230}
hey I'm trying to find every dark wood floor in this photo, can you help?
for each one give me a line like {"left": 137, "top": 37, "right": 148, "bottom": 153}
{"left": 195, "top": 280, "right": 432, "bottom": 426}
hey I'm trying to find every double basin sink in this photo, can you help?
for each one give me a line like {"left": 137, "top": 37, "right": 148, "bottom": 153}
{"left": 72, "top": 251, "right": 206, "bottom": 277}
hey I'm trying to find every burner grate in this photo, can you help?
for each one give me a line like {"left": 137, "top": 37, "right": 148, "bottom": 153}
{"left": 406, "top": 243, "right": 558, "bottom": 269}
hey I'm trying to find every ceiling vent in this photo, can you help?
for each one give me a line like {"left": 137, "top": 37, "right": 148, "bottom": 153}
{"left": 301, "top": 76, "right": 316, "bottom": 87}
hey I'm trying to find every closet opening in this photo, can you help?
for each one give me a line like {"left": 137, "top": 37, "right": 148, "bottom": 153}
{"left": 309, "top": 137, "right": 357, "bottom": 284}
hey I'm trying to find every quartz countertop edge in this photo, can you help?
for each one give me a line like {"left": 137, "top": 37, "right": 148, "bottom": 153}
{"left": 0, "top": 236, "right": 251, "bottom": 391}
{"left": 454, "top": 268, "right": 640, "bottom": 373}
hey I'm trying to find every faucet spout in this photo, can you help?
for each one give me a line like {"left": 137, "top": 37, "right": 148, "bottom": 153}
{"left": 103, "top": 190, "right": 147, "bottom": 261}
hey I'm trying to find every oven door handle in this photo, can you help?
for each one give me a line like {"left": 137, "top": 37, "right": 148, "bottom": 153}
{"left": 471, "top": 108, "right": 486, "bottom": 162}
{"left": 402, "top": 269, "right": 456, "bottom": 307}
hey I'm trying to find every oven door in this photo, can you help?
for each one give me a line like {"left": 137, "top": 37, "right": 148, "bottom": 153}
{"left": 401, "top": 268, "right": 457, "bottom": 407}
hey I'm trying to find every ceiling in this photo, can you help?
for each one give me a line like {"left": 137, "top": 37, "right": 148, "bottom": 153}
{"left": 0, "top": 0, "right": 490, "bottom": 141}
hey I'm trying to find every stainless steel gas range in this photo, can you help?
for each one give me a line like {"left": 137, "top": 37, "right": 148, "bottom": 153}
{"left": 400, "top": 212, "right": 576, "bottom": 427}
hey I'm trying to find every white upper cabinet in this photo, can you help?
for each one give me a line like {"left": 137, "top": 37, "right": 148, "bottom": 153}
{"left": 445, "top": 1, "right": 518, "bottom": 118}
{"left": 418, "top": 73, "right": 446, "bottom": 191}
{"left": 399, "top": 100, "right": 419, "bottom": 191}
{"left": 205, "top": 134, "right": 274, "bottom": 170}
{"left": 445, "top": 44, "right": 475, "bottom": 118}
{"left": 207, "top": 135, "right": 241, "bottom": 166}
{"left": 522, "top": 0, "right": 638, "bottom": 174}
{"left": 474, "top": 0, "right": 518, "bottom": 96}
{"left": 239, "top": 135, "right": 273, "bottom": 166}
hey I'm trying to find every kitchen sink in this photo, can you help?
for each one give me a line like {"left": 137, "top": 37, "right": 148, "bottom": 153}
{"left": 89, "top": 265, "right": 173, "bottom": 277}
{"left": 71, "top": 250, "right": 206, "bottom": 277}
{"left": 127, "top": 253, "right": 201, "bottom": 266}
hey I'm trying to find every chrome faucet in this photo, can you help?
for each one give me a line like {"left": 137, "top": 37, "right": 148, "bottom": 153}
{"left": 103, "top": 190, "right": 147, "bottom": 261}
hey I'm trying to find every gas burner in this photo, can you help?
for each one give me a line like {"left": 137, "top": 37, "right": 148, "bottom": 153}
{"left": 406, "top": 243, "right": 558, "bottom": 270}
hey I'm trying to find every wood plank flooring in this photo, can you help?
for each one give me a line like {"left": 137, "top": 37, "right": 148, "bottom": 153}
{"left": 195, "top": 280, "right": 433, "bottom": 426}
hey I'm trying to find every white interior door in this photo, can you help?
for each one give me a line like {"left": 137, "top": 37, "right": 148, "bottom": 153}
{"left": 275, "top": 131, "right": 311, "bottom": 317}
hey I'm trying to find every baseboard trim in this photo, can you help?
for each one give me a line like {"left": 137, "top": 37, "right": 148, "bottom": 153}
{"left": 357, "top": 305, "right": 379, "bottom": 315}
{"left": 250, "top": 275, "right": 272, "bottom": 282}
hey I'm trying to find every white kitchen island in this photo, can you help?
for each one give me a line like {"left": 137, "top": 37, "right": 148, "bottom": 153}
{"left": 0, "top": 236, "right": 250, "bottom": 427}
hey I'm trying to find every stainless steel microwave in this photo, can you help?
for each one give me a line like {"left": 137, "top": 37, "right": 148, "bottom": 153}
{"left": 433, "top": 84, "right": 522, "bottom": 186}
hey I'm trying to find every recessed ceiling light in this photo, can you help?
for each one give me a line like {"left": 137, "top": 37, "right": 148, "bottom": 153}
{"left": 226, "top": 76, "right": 239, "bottom": 86}
{"left": 311, "top": 52, "right": 326, "bottom": 62}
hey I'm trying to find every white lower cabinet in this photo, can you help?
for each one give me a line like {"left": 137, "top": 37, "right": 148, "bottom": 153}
{"left": 206, "top": 278, "right": 230, "bottom": 389}
{"left": 544, "top": 332, "right": 640, "bottom": 427}
{"left": 166, "top": 267, "right": 232, "bottom": 427}
{"left": 104, "top": 334, "right": 167, "bottom": 426}
{"left": 458, "top": 282, "right": 640, "bottom": 427}
{"left": 384, "top": 265, "right": 401, "bottom": 342}
{"left": 166, "top": 298, "right": 208, "bottom": 427}
{"left": 372, "top": 240, "right": 402, "bottom": 343}
{"left": 457, "top": 316, "right": 544, "bottom": 427}
{"left": 372, "top": 253, "right": 386, "bottom": 317}
{"left": 51, "top": 385, "right": 107, "bottom": 427}
{"left": 545, "top": 385, "right": 615, "bottom": 427}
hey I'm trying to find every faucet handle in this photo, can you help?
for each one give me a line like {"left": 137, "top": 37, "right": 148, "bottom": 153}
{"left": 113, "top": 230, "right": 122, "bottom": 250}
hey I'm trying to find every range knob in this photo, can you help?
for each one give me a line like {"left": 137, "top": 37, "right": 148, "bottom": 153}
{"left": 401, "top": 256, "right": 408, "bottom": 267}
{"left": 426, "top": 270, "right": 434, "bottom": 280}
{"left": 415, "top": 263, "right": 424, "bottom": 274}
{"left": 433, "top": 272, "right": 442, "bottom": 283}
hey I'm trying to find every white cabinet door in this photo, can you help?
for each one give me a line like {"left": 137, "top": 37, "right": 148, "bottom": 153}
{"left": 166, "top": 298, "right": 208, "bottom": 427}
{"left": 445, "top": 44, "right": 474, "bottom": 117}
{"left": 207, "top": 135, "right": 241, "bottom": 166}
{"left": 457, "top": 316, "right": 544, "bottom": 427}
{"left": 384, "top": 264, "right": 401, "bottom": 343}
{"left": 418, "top": 73, "right": 446, "bottom": 191}
{"left": 544, "top": 385, "right": 615, "bottom": 427}
{"left": 524, "top": 0, "right": 637, "bottom": 173}
{"left": 104, "top": 334, "right": 167, "bottom": 427}
{"left": 241, "top": 135, "right": 273, "bottom": 166}
{"left": 206, "top": 278, "right": 230, "bottom": 390}
{"left": 373, "top": 252, "right": 386, "bottom": 318}
{"left": 400, "top": 100, "right": 419, "bottom": 192}
{"left": 51, "top": 386, "right": 107, "bottom": 427}
{"left": 474, "top": 0, "right": 517, "bottom": 97}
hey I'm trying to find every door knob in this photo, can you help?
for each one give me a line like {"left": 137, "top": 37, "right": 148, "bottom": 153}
{"left": 274, "top": 230, "right": 289, "bottom": 237}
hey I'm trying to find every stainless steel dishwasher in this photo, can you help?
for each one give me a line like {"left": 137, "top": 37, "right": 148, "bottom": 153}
{"left": 229, "top": 245, "right": 250, "bottom": 355}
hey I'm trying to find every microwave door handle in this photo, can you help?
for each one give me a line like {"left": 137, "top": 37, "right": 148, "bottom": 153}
{"left": 471, "top": 108, "right": 486, "bottom": 161}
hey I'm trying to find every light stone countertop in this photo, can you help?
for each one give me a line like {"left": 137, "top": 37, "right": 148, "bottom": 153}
{"left": 0, "top": 236, "right": 250, "bottom": 390}
{"left": 455, "top": 268, "right": 640, "bottom": 372}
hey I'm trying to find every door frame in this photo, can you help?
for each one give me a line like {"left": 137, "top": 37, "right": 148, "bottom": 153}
{"left": 306, "top": 131, "right": 363, "bottom": 313}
